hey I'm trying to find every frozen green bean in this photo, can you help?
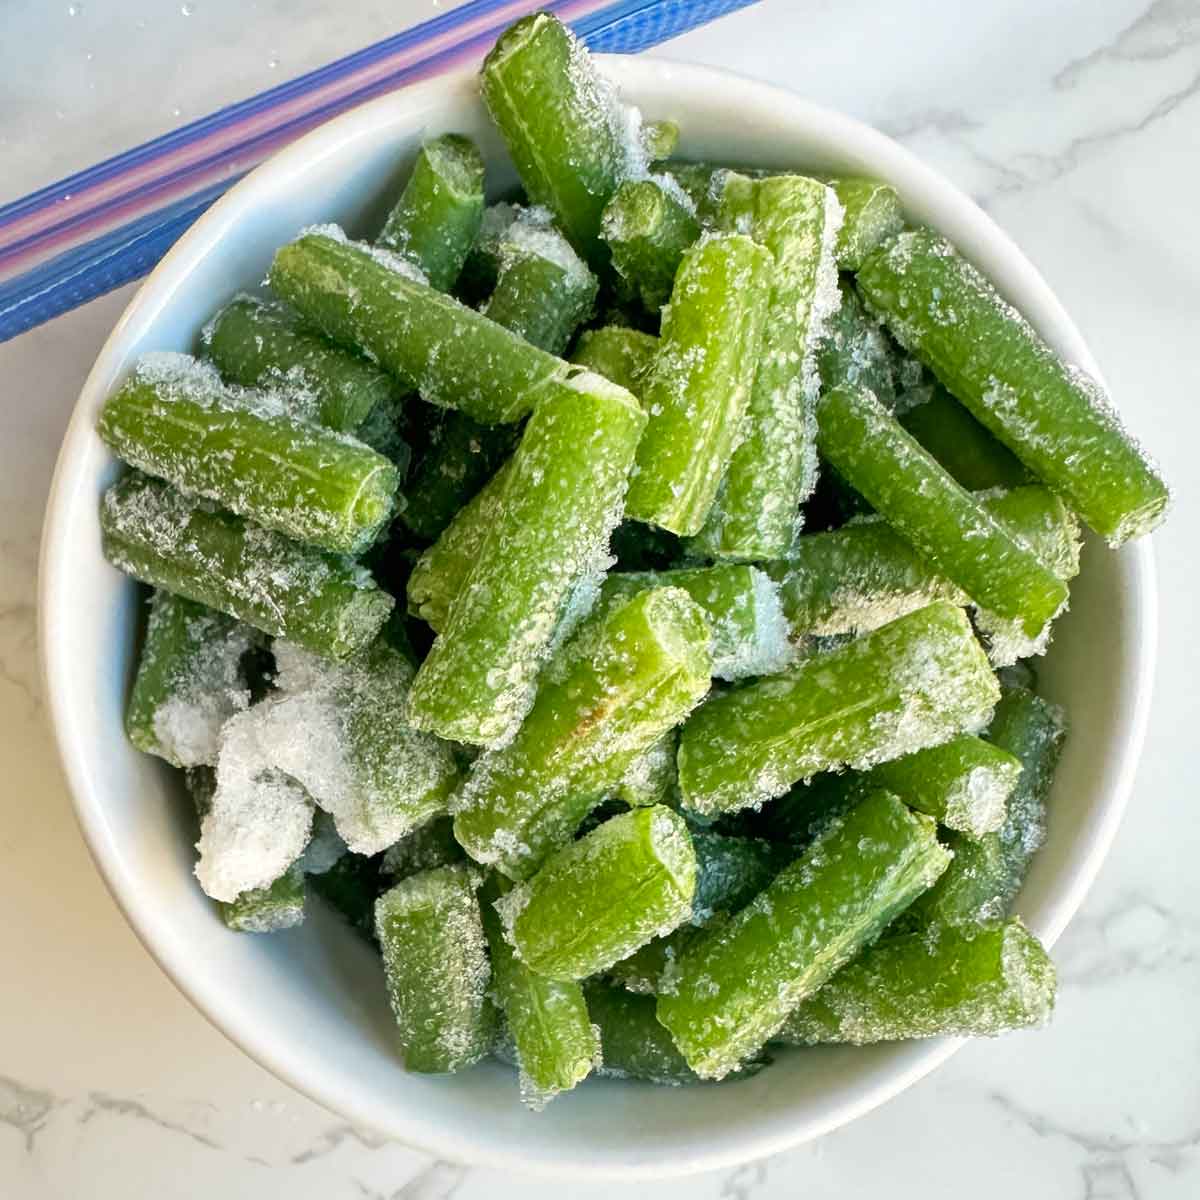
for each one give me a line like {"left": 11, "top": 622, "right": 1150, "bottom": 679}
{"left": 481, "top": 13, "right": 633, "bottom": 266}
{"left": 826, "top": 177, "right": 903, "bottom": 270}
{"left": 407, "top": 372, "right": 645, "bottom": 746}
{"left": 501, "top": 806, "right": 696, "bottom": 980}
{"left": 586, "top": 982, "right": 708, "bottom": 1085}
{"left": 98, "top": 353, "right": 400, "bottom": 554}
{"left": 776, "top": 918, "right": 1055, "bottom": 1045}
{"left": 817, "top": 384, "right": 1069, "bottom": 638}
{"left": 100, "top": 472, "right": 394, "bottom": 659}
{"left": 641, "top": 119, "right": 679, "bottom": 161}
{"left": 377, "top": 134, "right": 486, "bottom": 292}
{"left": 269, "top": 229, "right": 571, "bottom": 424}
{"left": 816, "top": 277, "right": 897, "bottom": 407}
{"left": 678, "top": 601, "right": 999, "bottom": 817}
{"left": 625, "top": 233, "right": 772, "bottom": 535}
{"left": 601, "top": 178, "right": 701, "bottom": 311}
{"left": 857, "top": 229, "right": 1169, "bottom": 544}
{"left": 375, "top": 865, "right": 494, "bottom": 1073}
{"left": 453, "top": 586, "right": 711, "bottom": 878}
{"left": 569, "top": 325, "right": 659, "bottom": 396}
{"left": 202, "top": 294, "right": 399, "bottom": 432}
{"left": 126, "top": 590, "right": 259, "bottom": 768}
{"left": 692, "top": 173, "right": 841, "bottom": 559}
{"left": 221, "top": 863, "right": 307, "bottom": 934}
{"left": 480, "top": 878, "right": 599, "bottom": 1109}
{"left": 657, "top": 789, "right": 950, "bottom": 1078}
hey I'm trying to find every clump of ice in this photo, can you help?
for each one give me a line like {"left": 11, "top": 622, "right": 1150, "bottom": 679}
{"left": 195, "top": 707, "right": 315, "bottom": 902}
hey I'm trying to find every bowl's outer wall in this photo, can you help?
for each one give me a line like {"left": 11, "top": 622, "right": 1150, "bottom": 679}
{"left": 39, "top": 57, "right": 1156, "bottom": 1178}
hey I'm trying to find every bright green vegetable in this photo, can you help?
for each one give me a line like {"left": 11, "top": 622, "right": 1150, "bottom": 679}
{"left": 585, "top": 982, "right": 710, "bottom": 1085}
{"left": 407, "top": 372, "right": 645, "bottom": 746}
{"left": 908, "top": 685, "right": 1065, "bottom": 929}
{"left": 377, "top": 134, "right": 486, "bottom": 292}
{"left": 817, "top": 384, "right": 1069, "bottom": 638}
{"left": 97, "top": 353, "right": 400, "bottom": 554}
{"left": 375, "top": 865, "right": 494, "bottom": 1073}
{"left": 406, "top": 459, "right": 511, "bottom": 631}
{"left": 826, "top": 176, "right": 903, "bottom": 270}
{"left": 641, "top": 119, "right": 679, "bottom": 161}
{"left": 816, "top": 277, "right": 897, "bottom": 407}
{"left": 100, "top": 472, "right": 394, "bottom": 660}
{"left": 691, "top": 173, "right": 840, "bottom": 560}
{"left": 220, "top": 863, "right": 307, "bottom": 934}
{"left": 898, "top": 383, "right": 1029, "bottom": 491}
{"left": 569, "top": 325, "right": 659, "bottom": 395}
{"left": 501, "top": 806, "right": 696, "bottom": 980}
{"left": 201, "top": 294, "right": 399, "bottom": 432}
{"left": 482, "top": 219, "right": 599, "bottom": 355}
{"left": 452, "top": 586, "right": 712, "bottom": 879}
{"left": 614, "top": 730, "right": 677, "bottom": 809}
{"left": 775, "top": 918, "right": 1055, "bottom": 1044}
{"left": 269, "top": 229, "right": 570, "bottom": 424}
{"left": 625, "top": 233, "right": 772, "bottom": 535}
{"left": 596, "top": 564, "right": 793, "bottom": 681}
{"left": 657, "top": 790, "right": 951, "bottom": 1078}
{"left": 857, "top": 229, "right": 1170, "bottom": 545}
{"left": 601, "top": 178, "right": 701, "bottom": 311}
{"left": 480, "top": 13, "right": 631, "bottom": 267}
{"left": 125, "top": 590, "right": 259, "bottom": 768}
{"left": 677, "top": 601, "right": 999, "bottom": 817}
{"left": 480, "top": 878, "right": 599, "bottom": 1109}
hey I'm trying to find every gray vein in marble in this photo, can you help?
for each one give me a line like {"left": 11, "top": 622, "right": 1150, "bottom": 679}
{"left": 354, "top": 1161, "right": 467, "bottom": 1200}
{"left": 1054, "top": 0, "right": 1200, "bottom": 90}
{"left": 80, "top": 1091, "right": 222, "bottom": 1151}
{"left": 290, "top": 1122, "right": 394, "bottom": 1164}
{"left": 991, "top": 1091, "right": 1200, "bottom": 1193}
{"left": 0, "top": 1075, "right": 59, "bottom": 1152}
{"left": 720, "top": 1159, "right": 768, "bottom": 1200}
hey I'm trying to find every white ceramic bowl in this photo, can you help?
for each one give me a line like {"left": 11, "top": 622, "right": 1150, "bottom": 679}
{"left": 40, "top": 56, "right": 1157, "bottom": 1178}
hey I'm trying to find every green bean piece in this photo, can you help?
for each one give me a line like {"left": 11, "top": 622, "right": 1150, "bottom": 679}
{"left": 641, "top": 119, "right": 679, "bottom": 161}
{"left": 601, "top": 178, "right": 702, "bottom": 312}
{"left": 860, "top": 733, "right": 1022, "bottom": 839}
{"left": 375, "top": 865, "right": 494, "bottom": 1073}
{"left": 376, "top": 134, "right": 486, "bottom": 292}
{"left": 501, "top": 806, "right": 696, "bottom": 980}
{"left": 677, "top": 601, "right": 999, "bottom": 817}
{"left": 481, "top": 13, "right": 632, "bottom": 266}
{"left": 826, "top": 177, "right": 904, "bottom": 270}
{"left": 400, "top": 415, "right": 518, "bottom": 543}
{"left": 406, "top": 459, "right": 512, "bottom": 632}
{"left": 908, "top": 685, "right": 1065, "bottom": 929}
{"left": 899, "top": 383, "right": 1029, "bottom": 491}
{"left": 585, "top": 982, "right": 707, "bottom": 1085}
{"left": 776, "top": 918, "right": 1055, "bottom": 1045}
{"left": 380, "top": 816, "right": 464, "bottom": 880}
{"left": 100, "top": 472, "right": 394, "bottom": 660}
{"left": 351, "top": 388, "right": 411, "bottom": 470}
{"left": 453, "top": 586, "right": 712, "bottom": 879}
{"left": 201, "top": 295, "right": 399, "bottom": 432}
{"left": 480, "top": 878, "right": 599, "bottom": 1109}
{"left": 407, "top": 372, "right": 645, "bottom": 746}
{"left": 769, "top": 484, "right": 1080, "bottom": 660}
{"left": 625, "top": 233, "right": 772, "bottom": 535}
{"left": 220, "top": 863, "right": 307, "bottom": 934}
{"left": 607, "top": 924, "right": 702, "bottom": 995}
{"left": 251, "top": 634, "right": 459, "bottom": 855}
{"left": 482, "top": 221, "right": 599, "bottom": 355}
{"left": 615, "top": 730, "right": 678, "bottom": 809}
{"left": 269, "top": 229, "right": 570, "bottom": 424}
{"left": 657, "top": 790, "right": 950, "bottom": 1078}
{"left": 817, "top": 384, "right": 1069, "bottom": 638}
{"left": 126, "top": 590, "right": 259, "bottom": 768}
{"left": 691, "top": 174, "right": 841, "bottom": 560}
{"left": 857, "top": 229, "right": 1169, "bottom": 544}
{"left": 456, "top": 201, "right": 522, "bottom": 304}
{"left": 688, "top": 830, "right": 791, "bottom": 923}
{"left": 596, "top": 564, "right": 793, "bottom": 681}
{"left": 97, "top": 353, "right": 400, "bottom": 554}
{"left": 569, "top": 325, "right": 659, "bottom": 395}
{"left": 816, "top": 277, "right": 897, "bottom": 408}
{"left": 654, "top": 162, "right": 726, "bottom": 224}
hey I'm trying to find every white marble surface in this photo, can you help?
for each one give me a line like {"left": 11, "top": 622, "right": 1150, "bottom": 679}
{"left": 3, "top": 1, "right": 1199, "bottom": 1196}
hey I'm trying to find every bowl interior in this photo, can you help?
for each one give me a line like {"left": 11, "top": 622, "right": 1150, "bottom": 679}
{"left": 40, "top": 56, "right": 1156, "bottom": 1177}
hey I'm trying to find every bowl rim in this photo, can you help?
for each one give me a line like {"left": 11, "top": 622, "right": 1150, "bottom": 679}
{"left": 38, "top": 54, "right": 1158, "bottom": 1178}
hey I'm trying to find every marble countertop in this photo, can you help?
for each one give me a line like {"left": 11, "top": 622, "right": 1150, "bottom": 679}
{"left": 3, "top": 1, "right": 1198, "bottom": 1196}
